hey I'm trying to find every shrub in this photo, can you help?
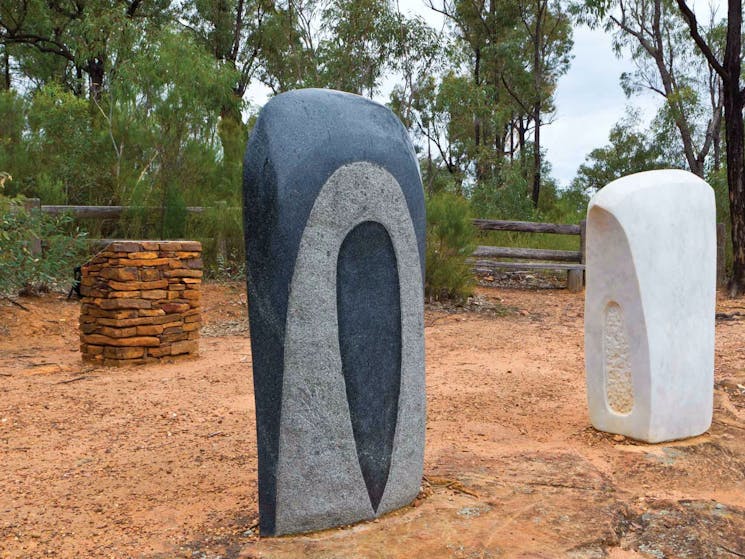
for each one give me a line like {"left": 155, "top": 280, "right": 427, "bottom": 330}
{"left": 192, "top": 200, "right": 245, "bottom": 280}
{"left": 469, "top": 161, "right": 535, "bottom": 221}
{"left": 0, "top": 193, "right": 88, "bottom": 296}
{"left": 425, "top": 191, "right": 475, "bottom": 301}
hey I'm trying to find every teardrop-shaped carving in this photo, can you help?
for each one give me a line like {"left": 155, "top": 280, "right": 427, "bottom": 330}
{"left": 337, "top": 220, "right": 402, "bottom": 512}
{"left": 603, "top": 302, "right": 634, "bottom": 415}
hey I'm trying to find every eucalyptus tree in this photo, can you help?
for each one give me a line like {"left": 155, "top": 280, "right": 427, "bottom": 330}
{"left": 573, "top": 0, "right": 723, "bottom": 178}
{"left": 0, "top": 0, "right": 171, "bottom": 100}
{"left": 388, "top": 19, "right": 458, "bottom": 193}
{"left": 575, "top": 0, "right": 745, "bottom": 294}
{"left": 422, "top": 0, "right": 571, "bottom": 208}
{"left": 1, "top": 43, "right": 9, "bottom": 89}
{"left": 199, "top": 0, "right": 418, "bottom": 98}
{"left": 511, "top": 0, "right": 573, "bottom": 206}
{"left": 426, "top": 0, "right": 520, "bottom": 184}
{"left": 674, "top": 0, "right": 745, "bottom": 295}
{"left": 392, "top": 68, "right": 479, "bottom": 195}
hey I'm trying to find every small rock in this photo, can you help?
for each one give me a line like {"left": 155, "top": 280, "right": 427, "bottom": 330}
{"left": 613, "top": 434, "right": 626, "bottom": 442}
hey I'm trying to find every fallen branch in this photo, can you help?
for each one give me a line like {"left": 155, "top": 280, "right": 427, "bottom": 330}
{"left": 526, "top": 481, "right": 596, "bottom": 491}
{"left": 718, "top": 543, "right": 745, "bottom": 558}
{"left": 716, "top": 312, "right": 743, "bottom": 321}
{"left": 713, "top": 419, "right": 745, "bottom": 432}
{"left": 56, "top": 376, "right": 88, "bottom": 385}
{"left": 424, "top": 475, "right": 479, "bottom": 498}
{"left": 1, "top": 296, "right": 30, "bottom": 311}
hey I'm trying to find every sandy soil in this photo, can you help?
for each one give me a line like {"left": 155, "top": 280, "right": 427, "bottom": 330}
{"left": 1, "top": 282, "right": 745, "bottom": 559}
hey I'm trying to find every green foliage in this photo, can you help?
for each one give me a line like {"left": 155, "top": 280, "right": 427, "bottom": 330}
{"left": 194, "top": 201, "right": 245, "bottom": 280}
{"left": 470, "top": 161, "right": 535, "bottom": 221}
{"left": 539, "top": 181, "right": 589, "bottom": 224}
{"left": 318, "top": 0, "right": 399, "bottom": 96}
{"left": 0, "top": 25, "right": 249, "bottom": 272}
{"left": 0, "top": 194, "right": 88, "bottom": 296}
{"left": 389, "top": 0, "right": 573, "bottom": 207}
{"left": 425, "top": 192, "right": 475, "bottom": 301}
{"left": 570, "top": 0, "right": 725, "bottom": 175}
{"left": 707, "top": 166, "right": 732, "bottom": 271}
{"left": 0, "top": 0, "right": 648, "bottom": 286}
{"left": 0, "top": 87, "right": 104, "bottom": 202}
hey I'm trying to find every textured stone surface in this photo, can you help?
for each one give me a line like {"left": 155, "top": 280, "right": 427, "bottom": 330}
{"left": 243, "top": 89, "right": 425, "bottom": 536}
{"left": 337, "top": 221, "right": 401, "bottom": 511}
{"left": 79, "top": 241, "right": 202, "bottom": 366}
{"left": 585, "top": 169, "right": 716, "bottom": 442}
{"left": 603, "top": 303, "right": 633, "bottom": 414}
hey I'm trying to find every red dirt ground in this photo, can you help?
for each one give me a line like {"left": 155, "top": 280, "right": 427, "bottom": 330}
{"left": 1, "top": 282, "right": 745, "bottom": 558}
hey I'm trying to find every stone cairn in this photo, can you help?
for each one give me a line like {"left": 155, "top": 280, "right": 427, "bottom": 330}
{"left": 79, "top": 240, "right": 202, "bottom": 367}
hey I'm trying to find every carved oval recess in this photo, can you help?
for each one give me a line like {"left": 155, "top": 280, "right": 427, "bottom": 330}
{"left": 603, "top": 301, "right": 634, "bottom": 415}
{"left": 337, "top": 220, "right": 401, "bottom": 512}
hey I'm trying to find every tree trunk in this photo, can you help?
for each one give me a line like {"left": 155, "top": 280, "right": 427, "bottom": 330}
{"left": 2, "top": 46, "right": 9, "bottom": 90}
{"left": 74, "top": 65, "right": 84, "bottom": 97}
{"left": 724, "top": 0, "right": 745, "bottom": 295}
{"left": 509, "top": 119, "right": 515, "bottom": 161}
{"left": 474, "top": 47, "right": 484, "bottom": 182}
{"left": 531, "top": 1, "right": 543, "bottom": 208}
{"left": 532, "top": 103, "right": 541, "bottom": 207}
{"left": 675, "top": 0, "right": 745, "bottom": 295}
{"left": 726, "top": 127, "right": 745, "bottom": 295}
{"left": 87, "top": 57, "right": 105, "bottom": 102}
{"left": 518, "top": 116, "right": 527, "bottom": 177}
{"left": 427, "top": 138, "right": 434, "bottom": 195}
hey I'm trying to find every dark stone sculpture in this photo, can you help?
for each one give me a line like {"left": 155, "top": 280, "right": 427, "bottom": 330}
{"left": 243, "top": 89, "right": 425, "bottom": 536}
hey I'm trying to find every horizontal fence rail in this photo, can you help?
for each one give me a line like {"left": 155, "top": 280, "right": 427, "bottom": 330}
{"left": 41, "top": 205, "right": 207, "bottom": 218}
{"left": 470, "top": 218, "right": 586, "bottom": 292}
{"left": 472, "top": 261, "right": 586, "bottom": 272}
{"left": 17, "top": 201, "right": 729, "bottom": 290}
{"left": 472, "top": 246, "right": 582, "bottom": 262}
{"left": 473, "top": 218, "right": 581, "bottom": 236}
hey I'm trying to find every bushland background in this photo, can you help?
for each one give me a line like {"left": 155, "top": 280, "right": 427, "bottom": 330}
{"left": 0, "top": 0, "right": 741, "bottom": 296}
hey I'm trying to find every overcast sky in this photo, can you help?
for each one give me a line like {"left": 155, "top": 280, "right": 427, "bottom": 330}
{"left": 541, "top": 25, "right": 661, "bottom": 186}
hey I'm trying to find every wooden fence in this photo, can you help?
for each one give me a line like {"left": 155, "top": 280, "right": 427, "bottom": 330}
{"left": 19, "top": 200, "right": 728, "bottom": 289}
{"left": 471, "top": 218, "right": 586, "bottom": 292}
{"left": 473, "top": 218, "right": 727, "bottom": 290}
{"left": 39, "top": 204, "right": 206, "bottom": 219}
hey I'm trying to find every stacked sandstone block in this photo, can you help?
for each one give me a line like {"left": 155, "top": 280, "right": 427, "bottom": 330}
{"left": 79, "top": 241, "right": 202, "bottom": 367}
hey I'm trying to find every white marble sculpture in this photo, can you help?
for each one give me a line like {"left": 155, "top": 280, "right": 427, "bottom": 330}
{"left": 585, "top": 169, "right": 716, "bottom": 443}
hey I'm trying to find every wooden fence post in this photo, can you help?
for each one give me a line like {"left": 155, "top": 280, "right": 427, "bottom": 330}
{"left": 717, "top": 222, "right": 726, "bottom": 289}
{"left": 23, "top": 198, "right": 42, "bottom": 256}
{"left": 574, "top": 219, "right": 587, "bottom": 290}
{"left": 215, "top": 200, "right": 228, "bottom": 262}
